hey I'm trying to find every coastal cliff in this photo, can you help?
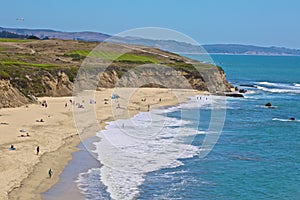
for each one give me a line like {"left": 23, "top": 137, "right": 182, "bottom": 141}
{"left": 0, "top": 39, "right": 233, "bottom": 108}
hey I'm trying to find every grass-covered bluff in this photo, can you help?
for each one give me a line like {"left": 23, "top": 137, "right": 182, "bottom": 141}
{"left": 0, "top": 38, "right": 232, "bottom": 107}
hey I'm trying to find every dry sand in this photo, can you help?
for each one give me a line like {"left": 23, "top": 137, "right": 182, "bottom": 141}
{"left": 0, "top": 88, "right": 206, "bottom": 200}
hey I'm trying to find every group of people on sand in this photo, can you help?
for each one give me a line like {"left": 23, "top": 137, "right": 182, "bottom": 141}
{"left": 36, "top": 118, "right": 44, "bottom": 123}
{"left": 10, "top": 100, "right": 54, "bottom": 178}
{"left": 9, "top": 144, "right": 40, "bottom": 154}
{"left": 20, "top": 132, "right": 30, "bottom": 137}
{"left": 66, "top": 99, "right": 96, "bottom": 109}
{"left": 196, "top": 95, "right": 209, "bottom": 101}
{"left": 19, "top": 129, "right": 30, "bottom": 137}
{"left": 9, "top": 144, "right": 53, "bottom": 178}
{"left": 265, "top": 102, "right": 296, "bottom": 121}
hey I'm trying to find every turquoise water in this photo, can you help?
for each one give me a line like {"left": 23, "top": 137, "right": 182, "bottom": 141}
{"left": 76, "top": 55, "right": 300, "bottom": 200}
{"left": 139, "top": 55, "right": 300, "bottom": 199}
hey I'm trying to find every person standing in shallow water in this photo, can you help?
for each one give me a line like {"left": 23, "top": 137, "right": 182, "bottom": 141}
{"left": 48, "top": 168, "right": 53, "bottom": 178}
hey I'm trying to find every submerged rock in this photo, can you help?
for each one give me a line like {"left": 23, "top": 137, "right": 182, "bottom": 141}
{"left": 265, "top": 102, "right": 272, "bottom": 107}
{"left": 240, "top": 84, "right": 257, "bottom": 88}
{"left": 225, "top": 93, "right": 244, "bottom": 98}
{"left": 239, "top": 89, "right": 247, "bottom": 93}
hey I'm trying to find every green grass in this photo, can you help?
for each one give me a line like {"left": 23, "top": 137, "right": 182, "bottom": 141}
{"left": 68, "top": 50, "right": 161, "bottom": 63}
{"left": 0, "top": 70, "right": 10, "bottom": 79}
{"left": 118, "top": 54, "right": 161, "bottom": 63}
{"left": 0, "top": 38, "right": 30, "bottom": 43}
{"left": 0, "top": 47, "right": 6, "bottom": 51}
{"left": 0, "top": 61, "right": 60, "bottom": 69}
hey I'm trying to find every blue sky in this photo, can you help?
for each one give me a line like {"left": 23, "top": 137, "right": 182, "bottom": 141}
{"left": 1, "top": 0, "right": 300, "bottom": 48}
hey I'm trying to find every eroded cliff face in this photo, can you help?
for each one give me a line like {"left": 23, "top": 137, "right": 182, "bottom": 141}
{"left": 0, "top": 64, "right": 233, "bottom": 108}
{"left": 9, "top": 71, "right": 73, "bottom": 97}
{"left": 85, "top": 65, "right": 233, "bottom": 93}
{"left": 41, "top": 72, "right": 73, "bottom": 96}
{"left": 0, "top": 72, "right": 73, "bottom": 108}
{"left": 0, "top": 80, "right": 31, "bottom": 108}
{"left": 0, "top": 39, "right": 234, "bottom": 108}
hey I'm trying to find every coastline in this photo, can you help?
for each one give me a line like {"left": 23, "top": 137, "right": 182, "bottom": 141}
{"left": 43, "top": 137, "right": 100, "bottom": 200}
{"left": 2, "top": 88, "right": 206, "bottom": 200}
{"left": 8, "top": 134, "right": 82, "bottom": 200}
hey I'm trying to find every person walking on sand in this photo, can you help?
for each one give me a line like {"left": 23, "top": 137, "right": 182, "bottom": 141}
{"left": 36, "top": 146, "right": 40, "bottom": 155}
{"left": 48, "top": 168, "right": 53, "bottom": 178}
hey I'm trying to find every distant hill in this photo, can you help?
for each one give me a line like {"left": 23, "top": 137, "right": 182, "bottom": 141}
{"left": 0, "top": 27, "right": 110, "bottom": 41}
{"left": 0, "top": 30, "right": 26, "bottom": 39}
{"left": 112, "top": 37, "right": 300, "bottom": 56}
{"left": 1, "top": 27, "right": 300, "bottom": 56}
{"left": 203, "top": 44, "right": 300, "bottom": 56}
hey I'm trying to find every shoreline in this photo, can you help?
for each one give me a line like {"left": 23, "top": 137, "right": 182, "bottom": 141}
{"left": 43, "top": 137, "right": 101, "bottom": 200}
{"left": 8, "top": 134, "right": 82, "bottom": 200}
{"left": 2, "top": 88, "right": 206, "bottom": 199}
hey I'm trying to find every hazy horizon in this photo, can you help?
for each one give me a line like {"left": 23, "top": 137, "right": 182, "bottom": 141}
{"left": 1, "top": 0, "right": 300, "bottom": 49}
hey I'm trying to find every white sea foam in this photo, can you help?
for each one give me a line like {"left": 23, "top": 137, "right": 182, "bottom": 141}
{"left": 256, "top": 86, "right": 300, "bottom": 94}
{"left": 255, "top": 81, "right": 300, "bottom": 94}
{"left": 76, "top": 168, "right": 102, "bottom": 195}
{"left": 257, "top": 81, "right": 279, "bottom": 86}
{"left": 245, "top": 90, "right": 256, "bottom": 94}
{"left": 92, "top": 96, "right": 221, "bottom": 199}
{"left": 272, "top": 118, "right": 300, "bottom": 122}
{"left": 94, "top": 112, "right": 201, "bottom": 200}
{"left": 293, "top": 83, "right": 300, "bottom": 87}
{"left": 256, "top": 81, "right": 296, "bottom": 88}
{"left": 75, "top": 95, "right": 225, "bottom": 200}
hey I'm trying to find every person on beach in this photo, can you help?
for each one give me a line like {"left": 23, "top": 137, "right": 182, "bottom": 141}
{"left": 36, "top": 146, "right": 40, "bottom": 155}
{"left": 48, "top": 168, "right": 53, "bottom": 178}
{"left": 147, "top": 104, "right": 150, "bottom": 112}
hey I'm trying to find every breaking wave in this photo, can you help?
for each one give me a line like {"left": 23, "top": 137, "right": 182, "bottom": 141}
{"left": 255, "top": 81, "right": 300, "bottom": 94}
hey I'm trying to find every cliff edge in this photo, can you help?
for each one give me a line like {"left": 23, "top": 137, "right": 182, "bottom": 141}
{"left": 0, "top": 39, "right": 233, "bottom": 108}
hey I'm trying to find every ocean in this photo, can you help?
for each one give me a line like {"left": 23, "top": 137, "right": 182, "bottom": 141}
{"left": 46, "top": 55, "right": 300, "bottom": 200}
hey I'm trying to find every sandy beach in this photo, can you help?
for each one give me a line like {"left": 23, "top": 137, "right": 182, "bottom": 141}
{"left": 0, "top": 88, "right": 205, "bottom": 200}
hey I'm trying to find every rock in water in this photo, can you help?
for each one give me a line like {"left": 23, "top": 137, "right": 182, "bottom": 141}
{"left": 265, "top": 102, "right": 272, "bottom": 107}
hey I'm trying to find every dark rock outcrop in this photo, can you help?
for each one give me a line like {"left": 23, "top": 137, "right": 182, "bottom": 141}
{"left": 240, "top": 84, "right": 256, "bottom": 88}
{"left": 265, "top": 102, "right": 272, "bottom": 107}
{"left": 225, "top": 93, "right": 244, "bottom": 98}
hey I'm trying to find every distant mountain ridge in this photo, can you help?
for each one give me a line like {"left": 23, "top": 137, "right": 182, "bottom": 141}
{"left": 1, "top": 26, "right": 300, "bottom": 56}
{"left": 203, "top": 44, "right": 300, "bottom": 56}
{"left": 0, "top": 27, "right": 110, "bottom": 41}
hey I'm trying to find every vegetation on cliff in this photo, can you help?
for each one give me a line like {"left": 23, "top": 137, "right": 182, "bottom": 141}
{"left": 0, "top": 38, "right": 233, "bottom": 108}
